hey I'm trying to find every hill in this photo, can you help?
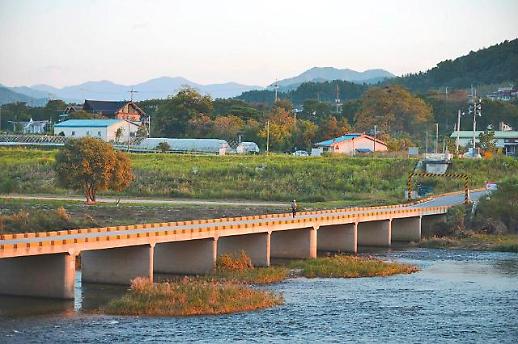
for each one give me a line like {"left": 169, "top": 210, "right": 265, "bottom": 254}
{"left": 0, "top": 86, "right": 46, "bottom": 106}
{"left": 237, "top": 79, "right": 369, "bottom": 106}
{"left": 394, "top": 38, "right": 518, "bottom": 92}
{"left": 6, "top": 77, "right": 263, "bottom": 103}
{"left": 270, "top": 67, "right": 394, "bottom": 91}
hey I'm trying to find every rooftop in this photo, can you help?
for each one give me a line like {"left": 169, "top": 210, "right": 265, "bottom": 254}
{"left": 315, "top": 133, "right": 385, "bottom": 147}
{"left": 54, "top": 119, "right": 123, "bottom": 128}
{"left": 450, "top": 130, "right": 518, "bottom": 139}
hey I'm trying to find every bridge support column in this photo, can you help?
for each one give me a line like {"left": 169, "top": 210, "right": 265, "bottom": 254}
{"left": 154, "top": 238, "right": 217, "bottom": 275}
{"left": 317, "top": 223, "right": 357, "bottom": 253}
{"left": 0, "top": 253, "right": 75, "bottom": 299}
{"left": 357, "top": 220, "right": 391, "bottom": 247}
{"left": 421, "top": 214, "right": 447, "bottom": 237}
{"left": 392, "top": 217, "right": 421, "bottom": 242}
{"left": 218, "top": 232, "right": 270, "bottom": 267}
{"left": 270, "top": 227, "right": 317, "bottom": 259}
{"left": 81, "top": 244, "right": 154, "bottom": 285}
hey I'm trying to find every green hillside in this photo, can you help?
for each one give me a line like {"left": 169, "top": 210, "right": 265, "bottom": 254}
{"left": 393, "top": 39, "right": 518, "bottom": 92}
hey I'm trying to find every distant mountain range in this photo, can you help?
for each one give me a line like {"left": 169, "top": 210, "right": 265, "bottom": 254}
{"left": 1, "top": 77, "right": 264, "bottom": 105}
{"left": 269, "top": 67, "right": 395, "bottom": 91}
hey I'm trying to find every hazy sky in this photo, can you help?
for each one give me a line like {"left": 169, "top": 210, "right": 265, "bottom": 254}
{"left": 1, "top": 0, "right": 517, "bottom": 88}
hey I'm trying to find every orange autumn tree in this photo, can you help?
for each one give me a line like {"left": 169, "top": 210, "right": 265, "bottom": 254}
{"left": 55, "top": 137, "right": 133, "bottom": 204}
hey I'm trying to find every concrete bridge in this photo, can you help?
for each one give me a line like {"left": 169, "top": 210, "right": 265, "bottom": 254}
{"left": 0, "top": 197, "right": 463, "bottom": 300}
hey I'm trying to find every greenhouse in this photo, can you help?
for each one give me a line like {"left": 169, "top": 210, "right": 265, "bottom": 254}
{"left": 137, "top": 138, "right": 231, "bottom": 154}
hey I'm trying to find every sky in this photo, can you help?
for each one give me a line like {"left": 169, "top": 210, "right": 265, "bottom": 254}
{"left": 0, "top": 0, "right": 517, "bottom": 88}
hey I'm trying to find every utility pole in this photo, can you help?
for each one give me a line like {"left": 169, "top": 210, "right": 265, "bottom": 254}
{"left": 435, "top": 123, "right": 439, "bottom": 153}
{"left": 373, "top": 125, "right": 377, "bottom": 153}
{"left": 470, "top": 98, "right": 482, "bottom": 156}
{"left": 425, "top": 130, "right": 428, "bottom": 155}
{"left": 266, "top": 120, "right": 270, "bottom": 156}
{"left": 335, "top": 84, "right": 341, "bottom": 113}
{"left": 455, "top": 109, "right": 463, "bottom": 155}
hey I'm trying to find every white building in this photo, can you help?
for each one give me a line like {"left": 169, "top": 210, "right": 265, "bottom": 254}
{"left": 54, "top": 119, "right": 140, "bottom": 142}
{"left": 450, "top": 130, "right": 518, "bottom": 156}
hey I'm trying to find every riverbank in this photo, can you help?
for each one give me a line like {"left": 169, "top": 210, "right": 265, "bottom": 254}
{"left": 3, "top": 147, "right": 516, "bottom": 202}
{"left": 418, "top": 234, "right": 518, "bottom": 253}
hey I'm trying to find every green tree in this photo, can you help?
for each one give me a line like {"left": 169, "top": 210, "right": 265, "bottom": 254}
{"left": 478, "top": 130, "right": 497, "bottom": 155}
{"left": 157, "top": 142, "right": 171, "bottom": 152}
{"left": 154, "top": 87, "right": 213, "bottom": 137}
{"left": 293, "top": 119, "right": 318, "bottom": 150}
{"left": 354, "top": 85, "right": 433, "bottom": 136}
{"left": 54, "top": 137, "right": 133, "bottom": 204}
{"left": 259, "top": 107, "right": 295, "bottom": 151}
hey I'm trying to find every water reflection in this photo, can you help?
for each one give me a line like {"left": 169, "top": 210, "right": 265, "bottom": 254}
{"left": 0, "top": 248, "right": 517, "bottom": 344}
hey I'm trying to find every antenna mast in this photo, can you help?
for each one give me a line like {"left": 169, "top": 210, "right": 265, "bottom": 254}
{"left": 335, "top": 83, "right": 341, "bottom": 113}
{"left": 129, "top": 88, "right": 139, "bottom": 102}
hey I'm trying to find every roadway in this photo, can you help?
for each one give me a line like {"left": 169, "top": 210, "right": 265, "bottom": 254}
{"left": 0, "top": 190, "right": 474, "bottom": 247}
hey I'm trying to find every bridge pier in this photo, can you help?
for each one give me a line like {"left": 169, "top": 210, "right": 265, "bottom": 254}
{"left": 81, "top": 244, "right": 154, "bottom": 285}
{"left": 392, "top": 217, "right": 422, "bottom": 242}
{"left": 154, "top": 238, "right": 217, "bottom": 275}
{"left": 421, "top": 214, "right": 448, "bottom": 237}
{"left": 218, "top": 232, "right": 270, "bottom": 267}
{"left": 317, "top": 223, "right": 357, "bottom": 253}
{"left": 270, "top": 227, "right": 317, "bottom": 259}
{"left": 357, "top": 220, "right": 391, "bottom": 247}
{"left": 0, "top": 253, "right": 75, "bottom": 299}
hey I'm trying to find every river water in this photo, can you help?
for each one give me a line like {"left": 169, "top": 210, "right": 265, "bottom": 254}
{"left": 1, "top": 248, "right": 517, "bottom": 343}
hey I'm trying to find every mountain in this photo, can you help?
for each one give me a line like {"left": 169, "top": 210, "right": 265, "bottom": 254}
{"left": 4, "top": 77, "right": 263, "bottom": 104}
{"left": 0, "top": 85, "right": 47, "bottom": 106}
{"left": 393, "top": 38, "right": 518, "bottom": 92}
{"left": 270, "top": 67, "right": 395, "bottom": 90}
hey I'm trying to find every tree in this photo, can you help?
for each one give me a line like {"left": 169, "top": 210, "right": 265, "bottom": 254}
{"left": 187, "top": 114, "right": 214, "bottom": 138}
{"left": 115, "top": 127, "right": 124, "bottom": 143}
{"left": 479, "top": 130, "right": 497, "bottom": 157}
{"left": 157, "top": 142, "right": 171, "bottom": 152}
{"left": 213, "top": 115, "right": 244, "bottom": 141}
{"left": 69, "top": 110, "right": 105, "bottom": 120}
{"left": 153, "top": 87, "right": 213, "bottom": 137}
{"left": 318, "top": 116, "right": 351, "bottom": 140}
{"left": 54, "top": 137, "right": 133, "bottom": 204}
{"left": 259, "top": 107, "right": 296, "bottom": 151}
{"left": 293, "top": 119, "right": 318, "bottom": 150}
{"left": 354, "top": 85, "right": 433, "bottom": 136}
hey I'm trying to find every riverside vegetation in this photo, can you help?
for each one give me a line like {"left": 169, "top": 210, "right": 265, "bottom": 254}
{"left": 419, "top": 176, "right": 518, "bottom": 252}
{"left": 104, "top": 252, "right": 419, "bottom": 316}
{"left": 2, "top": 147, "right": 518, "bottom": 202}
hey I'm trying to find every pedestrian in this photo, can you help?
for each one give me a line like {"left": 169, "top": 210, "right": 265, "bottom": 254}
{"left": 291, "top": 199, "right": 297, "bottom": 218}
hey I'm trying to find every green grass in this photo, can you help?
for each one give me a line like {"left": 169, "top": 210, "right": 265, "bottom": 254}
{"left": 103, "top": 277, "right": 284, "bottom": 316}
{"left": 418, "top": 234, "right": 518, "bottom": 252}
{"left": 1, "top": 147, "right": 517, "bottom": 202}
{"left": 212, "top": 251, "right": 289, "bottom": 284}
{"left": 288, "top": 255, "right": 419, "bottom": 278}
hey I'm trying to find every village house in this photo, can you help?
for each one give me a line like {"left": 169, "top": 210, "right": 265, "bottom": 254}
{"left": 53, "top": 119, "right": 140, "bottom": 142}
{"left": 8, "top": 118, "right": 50, "bottom": 134}
{"left": 314, "top": 133, "right": 388, "bottom": 155}
{"left": 64, "top": 100, "right": 147, "bottom": 122}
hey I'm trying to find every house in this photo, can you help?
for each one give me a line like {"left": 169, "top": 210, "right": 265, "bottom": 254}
{"left": 8, "top": 118, "right": 49, "bottom": 134}
{"left": 314, "top": 133, "right": 388, "bottom": 155}
{"left": 54, "top": 119, "right": 140, "bottom": 142}
{"left": 83, "top": 100, "right": 146, "bottom": 122}
{"left": 486, "top": 87, "right": 518, "bottom": 102}
{"left": 63, "top": 100, "right": 147, "bottom": 122}
{"left": 450, "top": 130, "right": 518, "bottom": 156}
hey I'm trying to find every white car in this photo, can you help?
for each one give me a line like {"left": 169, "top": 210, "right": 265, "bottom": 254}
{"left": 292, "top": 150, "right": 309, "bottom": 157}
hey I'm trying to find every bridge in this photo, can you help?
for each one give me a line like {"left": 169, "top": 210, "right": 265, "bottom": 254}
{"left": 0, "top": 191, "right": 483, "bottom": 300}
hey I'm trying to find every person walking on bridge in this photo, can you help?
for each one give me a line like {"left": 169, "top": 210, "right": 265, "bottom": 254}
{"left": 291, "top": 199, "right": 297, "bottom": 218}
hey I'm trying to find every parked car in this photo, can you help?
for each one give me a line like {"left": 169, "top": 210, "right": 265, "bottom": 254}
{"left": 292, "top": 150, "right": 309, "bottom": 157}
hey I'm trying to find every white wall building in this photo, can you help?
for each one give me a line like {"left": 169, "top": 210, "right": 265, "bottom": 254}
{"left": 54, "top": 119, "right": 140, "bottom": 142}
{"left": 450, "top": 130, "right": 518, "bottom": 156}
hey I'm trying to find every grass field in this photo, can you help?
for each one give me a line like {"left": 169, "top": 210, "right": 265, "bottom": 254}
{"left": 2, "top": 147, "right": 516, "bottom": 203}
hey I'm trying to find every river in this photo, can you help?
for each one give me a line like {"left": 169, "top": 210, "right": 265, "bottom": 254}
{"left": 1, "top": 248, "right": 517, "bottom": 343}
